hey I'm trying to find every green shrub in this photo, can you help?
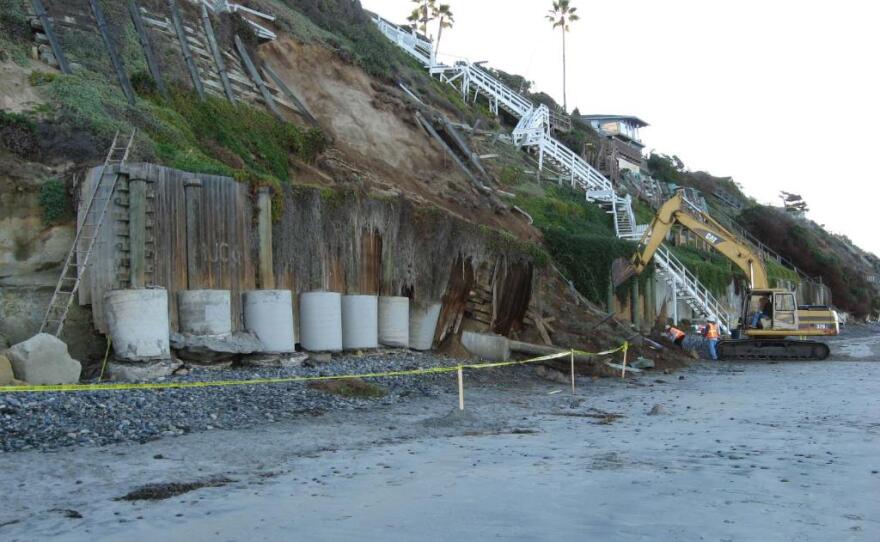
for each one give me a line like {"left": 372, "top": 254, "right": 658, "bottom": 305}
{"left": 28, "top": 71, "right": 58, "bottom": 86}
{"left": 499, "top": 165, "right": 526, "bottom": 186}
{"left": 39, "top": 178, "right": 71, "bottom": 225}
{"left": 670, "top": 244, "right": 742, "bottom": 296}
{"left": 740, "top": 205, "right": 878, "bottom": 317}
{"left": 45, "top": 72, "right": 134, "bottom": 138}
{"left": 513, "top": 185, "right": 649, "bottom": 304}
{"left": 151, "top": 91, "right": 326, "bottom": 182}
{"left": 0, "top": 1, "right": 31, "bottom": 65}
{"left": 543, "top": 230, "right": 639, "bottom": 304}
{"left": 0, "top": 110, "right": 39, "bottom": 158}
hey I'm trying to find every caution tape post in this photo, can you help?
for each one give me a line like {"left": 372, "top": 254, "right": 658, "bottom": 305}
{"left": 457, "top": 366, "right": 464, "bottom": 411}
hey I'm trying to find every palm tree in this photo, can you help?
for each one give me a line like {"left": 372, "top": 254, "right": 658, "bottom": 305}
{"left": 546, "top": 0, "right": 579, "bottom": 112}
{"left": 408, "top": 0, "right": 437, "bottom": 36}
{"left": 433, "top": 4, "right": 455, "bottom": 57}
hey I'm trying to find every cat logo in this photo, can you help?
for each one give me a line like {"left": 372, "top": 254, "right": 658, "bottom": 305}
{"left": 704, "top": 232, "right": 720, "bottom": 244}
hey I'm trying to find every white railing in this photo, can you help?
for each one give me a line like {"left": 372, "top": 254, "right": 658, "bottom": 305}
{"left": 373, "top": 15, "right": 434, "bottom": 66}
{"left": 654, "top": 244, "right": 732, "bottom": 331}
{"left": 457, "top": 64, "right": 534, "bottom": 117}
{"left": 538, "top": 136, "right": 614, "bottom": 193}
{"left": 373, "top": 14, "right": 733, "bottom": 331}
{"left": 512, "top": 104, "right": 547, "bottom": 144}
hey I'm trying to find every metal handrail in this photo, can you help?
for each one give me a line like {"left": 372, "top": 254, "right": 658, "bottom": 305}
{"left": 373, "top": 14, "right": 733, "bottom": 329}
{"left": 654, "top": 243, "right": 732, "bottom": 330}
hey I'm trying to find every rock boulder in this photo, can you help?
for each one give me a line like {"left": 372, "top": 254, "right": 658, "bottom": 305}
{"left": 107, "top": 359, "right": 182, "bottom": 382}
{"left": 0, "top": 354, "right": 14, "bottom": 385}
{"left": 6, "top": 333, "right": 82, "bottom": 385}
{"left": 170, "top": 331, "right": 263, "bottom": 363}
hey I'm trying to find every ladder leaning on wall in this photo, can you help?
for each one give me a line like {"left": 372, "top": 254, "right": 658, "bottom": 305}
{"left": 39, "top": 130, "right": 137, "bottom": 337}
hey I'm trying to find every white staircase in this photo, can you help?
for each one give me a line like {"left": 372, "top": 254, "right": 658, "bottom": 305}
{"left": 374, "top": 15, "right": 731, "bottom": 331}
{"left": 653, "top": 244, "right": 732, "bottom": 332}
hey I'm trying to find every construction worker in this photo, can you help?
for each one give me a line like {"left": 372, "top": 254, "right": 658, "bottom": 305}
{"left": 702, "top": 317, "right": 720, "bottom": 360}
{"left": 664, "top": 324, "right": 686, "bottom": 347}
{"left": 750, "top": 296, "right": 772, "bottom": 328}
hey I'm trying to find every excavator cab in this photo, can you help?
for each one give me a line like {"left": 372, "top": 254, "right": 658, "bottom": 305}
{"left": 743, "top": 289, "right": 798, "bottom": 334}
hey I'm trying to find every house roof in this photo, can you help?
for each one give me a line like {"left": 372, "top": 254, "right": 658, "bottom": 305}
{"left": 579, "top": 115, "right": 650, "bottom": 128}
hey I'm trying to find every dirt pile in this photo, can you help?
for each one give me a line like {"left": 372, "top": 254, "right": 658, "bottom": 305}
{"left": 260, "top": 38, "right": 534, "bottom": 239}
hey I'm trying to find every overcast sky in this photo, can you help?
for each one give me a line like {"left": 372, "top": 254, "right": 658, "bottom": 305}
{"left": 361, "top": 0, "right": 880, "bottom": 256}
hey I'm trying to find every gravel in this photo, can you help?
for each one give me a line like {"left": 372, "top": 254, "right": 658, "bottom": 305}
{"left": 0, "top": 350, "right": 464, "bottom": 453}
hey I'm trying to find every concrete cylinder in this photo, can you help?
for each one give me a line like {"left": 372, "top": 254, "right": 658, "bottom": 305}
{"left": 299, "top": 292, "right": 343, "bottom": 352}
{"left": 378, "top": 296, "right": 409, "bottom": 348}
{"left": 461, "top": 331, "right": 511, "bottom": 362}
{"left": 177, "top": 290, "right": 232, "bottom": 336}
{"left": 341, "top": 295, "right": 379, "bottom": 350}
{"left": 409, "top": 302, "right": 441, "bottom": 351}
{"left": 104, "top": 289, "right": 170, "bottom": 361}
{"left": 243, "top": 290, "right": 295, "bottom": 353}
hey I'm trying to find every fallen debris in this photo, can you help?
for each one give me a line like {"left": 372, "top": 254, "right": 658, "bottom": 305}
{"left": 6, "top": 334, "right": 81, "bottom": 385}
{"left": 544, "top": 408, "right": 624, "bottom": 424}
{"left": 308, "top": 379, "right": 387, "bottom": 399}
{"left": 170, "top": 331, "right": 263, "bottom": 363}
{"left": 49, "top": 509, "right": 82, "bottom": 519}
{"left": 117, "top": 478, "right": 233, "bottom": 501}
{"left": 630, "top": 357, "right": 655, "bottom": 370}
{"left": 0, "top": 354, "right": 14, "bottom": 385}
{"left": 107, "top": 359, "right": 182, "bottom": 382}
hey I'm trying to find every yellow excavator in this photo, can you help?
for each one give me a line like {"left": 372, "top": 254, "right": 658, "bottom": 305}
{"left": 613, "top": 190, "right": 839, "bottom": 360}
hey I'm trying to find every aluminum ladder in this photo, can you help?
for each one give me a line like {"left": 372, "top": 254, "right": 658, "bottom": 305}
{"left": 40, "top": 130, "right": 136, "bottom": 337}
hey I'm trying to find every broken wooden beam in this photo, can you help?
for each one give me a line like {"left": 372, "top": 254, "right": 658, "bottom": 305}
{"left": 415, "top": 111, "right": 489, "bottom": 194}
{"left": 234, "top": 34, "right": 283, "bottom": 120}
{"left": 128, "top": 0, "right": 168, "bottom": 99}
{"left": 201, "top": 4, "right": 235, "bottom": 103}
{"left": 262, "top": 64, "right": 319, "bottom": 126}
{"left": 90, "top": 0, "right": 136, "bottom": 105}
{"left": 30, "top": 0, "right": 71, "bottom": 74}
{"left": 438, "top": 116, "right": 492, "bottom": 182}
{"left": 168, "top": 0, "right": 205, "bottom": 99}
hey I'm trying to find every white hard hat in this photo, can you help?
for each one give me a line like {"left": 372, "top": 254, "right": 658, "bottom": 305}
{"left": 707, "top": 317, "right": 716, "bottom": 323}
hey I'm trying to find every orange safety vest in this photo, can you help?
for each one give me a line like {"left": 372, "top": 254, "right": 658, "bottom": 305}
{"left": 706, "top": 323, "right": 720, "bottom": 340}
{"left": 669, "top": 327, "right": 686, "bottom": 340}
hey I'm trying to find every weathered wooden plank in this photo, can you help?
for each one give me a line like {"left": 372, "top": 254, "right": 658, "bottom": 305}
{"left": 128, "top": 0, "right": 168, "bottom": 98}
{"left": 128, "top": 178, "right": 147, "bottom": 287}
{"left": 234, "top": 34, "right": 283, "bottom": 120}
{"left": 30, "top": 0, "right": 71, "bottom": 74}
{"left": 79, "top": 163, "right": 258, "bottom": 332}
{"left": 257, "top": 187, "right": 275, "bottom": 288}
{"left": 47, "top": 15, "right": 94, "bottom": 34}
{"left": 184, "top": 178, "right": 202, "bottom": 289}
{"left": 167, "top": 0, "right": 205, "bottom": 99}
{"left": 262, "top": 64, "right": 320, "bottom": 126}
{"left": 89, "top": 0, "right": 136, "bottom": 105}
{"left": 416, "top": 111, "right": 488, "bottom": 193}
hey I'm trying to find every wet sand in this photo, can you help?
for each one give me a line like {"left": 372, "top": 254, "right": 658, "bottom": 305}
{"left": 3, "top": 331, "right": 879, "bottom": 541}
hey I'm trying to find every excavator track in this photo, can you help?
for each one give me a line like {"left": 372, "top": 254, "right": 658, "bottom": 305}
{"left": 717, "top": 339, "right": 831, "bottom": 361}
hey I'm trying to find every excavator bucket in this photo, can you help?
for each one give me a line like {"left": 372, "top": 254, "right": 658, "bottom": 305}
{"left": 612, "top": 257, "right": 636, "bottom": 287}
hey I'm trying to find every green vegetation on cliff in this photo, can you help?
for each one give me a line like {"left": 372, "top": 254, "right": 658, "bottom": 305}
{"left": 39, "top": 69, "right": 326, "bottom": 187}
{"left": 515, "top": 185, "right": 648, "bottom": 306}
{"left": 740, "top": 206, "right": 879, "bottom": 318}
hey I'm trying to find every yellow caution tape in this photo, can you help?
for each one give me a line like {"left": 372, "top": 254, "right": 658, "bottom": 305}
{"left": 0, "top": 342, "right": 628, "bottom": 394}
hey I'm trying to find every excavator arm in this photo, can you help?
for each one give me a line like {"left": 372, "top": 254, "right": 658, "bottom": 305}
{"left": 614, "top": 191, "right": 769, "bottom": 289}
{"left": 612, "top": 190, "right": 838, "bottom": 360}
